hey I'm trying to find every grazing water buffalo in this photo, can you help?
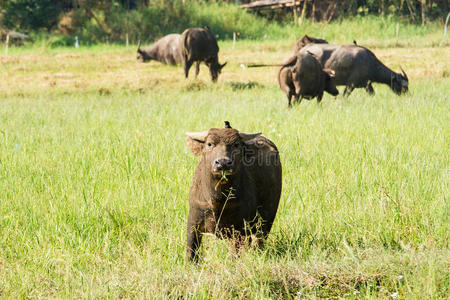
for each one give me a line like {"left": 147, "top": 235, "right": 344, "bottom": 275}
{"left": 293, "top": 34, "right": 328, "bottom": 53}
{"left": 179, "top": 27, "right": 227, "bottom": 82}
{"left": 278, "top": 51, "right": 338, "bottom": 107}
{"left": 185, "top": 124, "right": 282, "bottom": 261}
{"left": 302, "top": 43, "right": 409, "bottom": 96}
{"left": 136, "top": 34, "right": 181, "bottom": 65}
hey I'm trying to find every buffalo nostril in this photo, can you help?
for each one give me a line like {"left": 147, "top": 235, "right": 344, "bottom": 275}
{"left": 214, "top": 158, "right": 233, "bottom": 170}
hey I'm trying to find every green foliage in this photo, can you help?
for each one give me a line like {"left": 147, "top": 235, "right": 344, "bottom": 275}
{"left": 2, "top": 0, "right": 62, "bottom": 31}
{"left": 81, "top": 1, "right": 288, "bottom": 43}
{"left": 1, "top": 0, "right": 447, "bottom": 45}
{"left": 27, "top": 14, "right": 444, "bottom": 49}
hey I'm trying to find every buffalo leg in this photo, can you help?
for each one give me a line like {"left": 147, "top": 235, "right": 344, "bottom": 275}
{"left": 365, "top": 82, "right": 375, "bottom": 95}
{"left": 316, "top": 91, "right": 324, "bottom": 103}
{"left": 343, "top": 85, "right": 354, "bottom": 97}
{"left": 194, "top": 62, "right": 200, "bottom": 77}
{"left": 287, "top": 93, "right": 293, "bottom": 108}
{"left": 186, "top": 212, "right": 203, "bottom": 262}
{"left": 184, "top": 59, "right": 194, "bottom": 79}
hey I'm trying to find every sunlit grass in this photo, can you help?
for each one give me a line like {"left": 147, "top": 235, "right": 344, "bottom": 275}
{"left": 0, "top": 39, "right": 448, "bottom": 298}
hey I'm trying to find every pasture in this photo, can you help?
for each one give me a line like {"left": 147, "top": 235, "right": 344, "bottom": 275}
{"left": 0, "top": 37, "right": 449, "bottom": 298}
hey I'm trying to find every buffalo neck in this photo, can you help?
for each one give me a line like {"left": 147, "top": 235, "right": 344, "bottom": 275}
{"left": 143, "top": 45, "right": 158, "bottom": 60}
{"left": 373, "top": 60, "right": 397, "bottom": 88}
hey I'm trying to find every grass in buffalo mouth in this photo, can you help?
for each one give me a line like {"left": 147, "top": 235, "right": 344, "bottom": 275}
{"left": 215, "top": 170, "right": 229, "bottom": 191}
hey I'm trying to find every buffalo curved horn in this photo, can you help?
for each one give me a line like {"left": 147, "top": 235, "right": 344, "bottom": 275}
{"left": 186, "top": 131, "right": 208, "bottom": 142}
{"left": 324, "top": 69, "right": 335, "bottom": 77}
{"left": 239, "top": 132, "right": 261, "bottom": 142}
{"left": 400, "top": 66, "right": 408, "bottom": 81}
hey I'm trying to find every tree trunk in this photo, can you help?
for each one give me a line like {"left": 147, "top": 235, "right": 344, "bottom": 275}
{"left": 421, "top": 0, "right": 426, "bottom": 25}
{"left": 293, "top": 0, "right": 297, "bottom": 24}
{"left": 300, "top": 0, "right": 308, "bottom": 24}
{"left": 404, "top": 0, "right": 416, "bottom": 21}
{"left": 311, "top": 0, "right": 316, "bottom": 22}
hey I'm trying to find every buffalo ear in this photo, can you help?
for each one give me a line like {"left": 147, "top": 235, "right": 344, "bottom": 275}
{"left": 186, "top": 131, "right": 208, "bottom": 156}
{"left": 239, "top": 132, "right": 261, "bottom": 143}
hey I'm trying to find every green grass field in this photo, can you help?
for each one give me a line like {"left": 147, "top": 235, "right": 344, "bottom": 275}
{"left": 0, "top": 31, "right": 449, "bottom": 298}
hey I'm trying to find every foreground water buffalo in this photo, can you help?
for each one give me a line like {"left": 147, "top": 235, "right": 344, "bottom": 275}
{"left": 278, "top": 51, "right": 338, "bottom": 107}
{"left": 179, "top": 27, "right": 226, "bottom": 82}
{"left": 185, "top": 124, "right": 282, "bottom": 261}
{"left": 136, "top": 34, "right": 181, "bottom": 65}
{"left": 303, "top": 43, "right": 409, "bottom": 96}
{"left": 293, "top": 34, "right": 328, "bottom": 53}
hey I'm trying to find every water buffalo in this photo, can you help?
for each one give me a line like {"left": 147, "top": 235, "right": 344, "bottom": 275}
{"left": 179, "top": 27, "right": 227, "bottom": 82}
{"left": 293, "top": 34, "right": 328, "bottom": 53}
{"left": 302, "top": 43, "right": 409, "bottom": 96}
{"left": 136, "top": 34, "right": 181, "bottom": 65}
{"left": 278, "top": 51, "right": 338, "bottom": 107}
{"left": 185, "top": 124, "right": 282, "bottom": 261}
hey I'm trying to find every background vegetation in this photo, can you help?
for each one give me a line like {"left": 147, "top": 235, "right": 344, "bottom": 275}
{"left": 0, "top": 0, "right": 449, "bottom": 46}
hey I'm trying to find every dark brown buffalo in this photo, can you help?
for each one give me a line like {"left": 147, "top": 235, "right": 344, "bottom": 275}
{"left": 179, "top": 27, "right": 226, "bottom": 82}
{"left": 185, "top": 126, "right": 282, "bottom": 261}
{"left": 278, "top": 50, "right": 338, "bottom": 107}
{"left": 293, "top": 34, "right": 328, "bottom": 53}
{"left": 136, "top": 34, "right": 181, "bottom": 65}
{"left": 302, "top": 43, "right": 409, "bottom": 96}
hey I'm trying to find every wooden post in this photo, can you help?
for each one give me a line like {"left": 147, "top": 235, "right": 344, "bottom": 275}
{"left": 5, "top": 33, "right": 9, "bottom": 55}
{"left": 232, "top": 32, "right": 236, "bottom": 49}
{"left": 396, "top": 23, "right": 399, "bottom": 44}
{"left": 444, "top": 12, "right": 450, "bottom": 37}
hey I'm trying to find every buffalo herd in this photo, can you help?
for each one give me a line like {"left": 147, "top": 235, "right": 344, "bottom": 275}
{"left": 137, "top": 27, "right": 409, "bottom": 107}
{"left": 137, "top": 27, "right": 410, "bottom": 261}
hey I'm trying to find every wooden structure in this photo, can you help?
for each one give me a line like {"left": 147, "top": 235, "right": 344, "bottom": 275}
{"left": 239, "top": 0, "right": 304, "bottom": 10}
{"left": 240, "top": 0, "right": 339, "bottom": 22}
